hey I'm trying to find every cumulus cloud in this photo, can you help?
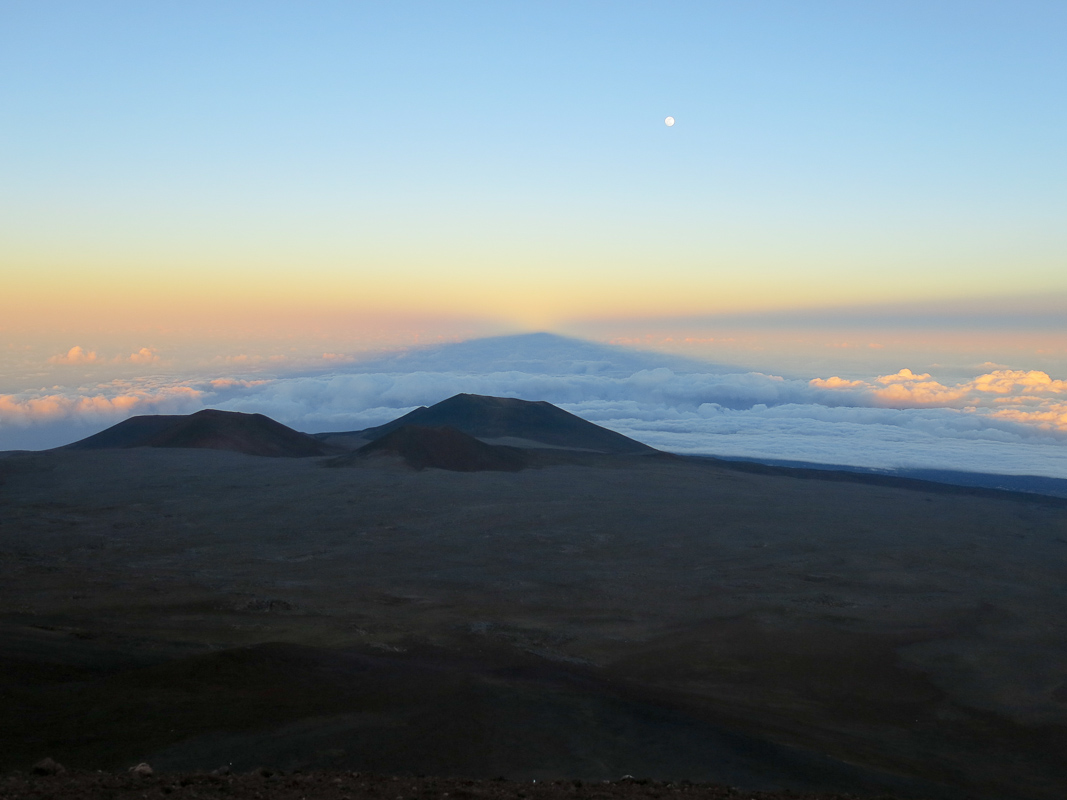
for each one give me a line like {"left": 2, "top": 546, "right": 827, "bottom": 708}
{"left": 48, "top": 346, "right": 97, "bottom": 364}
{"left": 0, "top": 387, "right": 203, "bottom": 429}
{"left": 871, "top": 380, "right": 968, "bottom": 407}
{"left": 992, "top": 402, "right": 1067, "bottom": 432}
{"left": 810, "top": 376, "right": 867, "bottom": 389}
{"left": 809, "top": 366, "right": 1067, "bottom": 426}
{"left": 971, "top": 369, "right": 1067, "bottom": 395}
{"left": 876, "top": 368, "right": 932, "bottom": 383}
{"left": 127, "top": 347, "right": 160, "bottom": 364}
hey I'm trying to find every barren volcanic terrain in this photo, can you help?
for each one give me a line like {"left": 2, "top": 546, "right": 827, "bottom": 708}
{"left": 1, "top": 398, "right": 1066, "bottom": 799}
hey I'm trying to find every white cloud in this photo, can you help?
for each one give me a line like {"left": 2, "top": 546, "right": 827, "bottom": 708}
{"left": 127, "top": 347, "right": 160, "bottom": 364}
{"left": 971, "top": 369, "right": 1067, "bottom": 395}
{"left": 810, "top": 376, "right": 867, "bottom": 390}
{"left": 809, "top": 367, "right": 1067, "bottom": 426}
{"left": 48, "top": 345, "right": 97, "bottom": 364}
{"left": 0, "top": 387, "right": 203, "bottom": 425}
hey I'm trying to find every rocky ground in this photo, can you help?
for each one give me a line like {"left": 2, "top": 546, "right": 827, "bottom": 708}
{"left": 2, "top": 446, "right": 1065, "bottom": 798}
{"left": 0, "top": 767, "right": 912, "bottom": 800}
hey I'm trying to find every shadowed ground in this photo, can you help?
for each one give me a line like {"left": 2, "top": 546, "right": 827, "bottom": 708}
{"left": 1, "top": 444, "right": 1066, "bottom": 798}
{"left": 0, "top": 770, "right": 932, "bottom": 800}
{"left": 342, "top": 425, "right": 529, "bottom": 472}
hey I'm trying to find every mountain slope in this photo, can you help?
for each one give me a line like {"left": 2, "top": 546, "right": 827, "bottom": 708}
{"left": 351, "top": 394, "right": 656, "bottom": 455}
{"left": 349, "top": 425, "right": 528, "bottom": 472}
{"left": 66, "top": 409, "right": 332, "bottom": 458}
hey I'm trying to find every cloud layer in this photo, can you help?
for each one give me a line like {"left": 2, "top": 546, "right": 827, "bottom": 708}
{"left": 3, "top": 335, "right": 1066, "bottom": 478}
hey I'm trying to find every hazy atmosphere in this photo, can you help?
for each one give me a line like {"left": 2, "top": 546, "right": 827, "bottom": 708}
{"left": 3, "top": 2, "right": 1065, "bottom": 472}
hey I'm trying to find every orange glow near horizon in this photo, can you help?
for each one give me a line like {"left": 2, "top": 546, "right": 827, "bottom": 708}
{"left": 7, "top": 253, "right": 1065, "bottom": 338}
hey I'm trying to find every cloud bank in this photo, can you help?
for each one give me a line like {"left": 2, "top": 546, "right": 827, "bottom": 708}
{"left": 3, "top": 335, "right": 1066, "bottom": 478}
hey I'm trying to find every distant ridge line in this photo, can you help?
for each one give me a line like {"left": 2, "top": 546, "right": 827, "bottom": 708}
{"left": 691, "top": 454, "right": 1067, "bottom": 505}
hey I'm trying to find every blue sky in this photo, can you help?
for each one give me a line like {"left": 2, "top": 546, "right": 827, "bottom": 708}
{"left": 4, "top": 1, "right": 1065, "bottom": 325}
{"left": 2, "top": 2, "right": 1066, "bottom": 464}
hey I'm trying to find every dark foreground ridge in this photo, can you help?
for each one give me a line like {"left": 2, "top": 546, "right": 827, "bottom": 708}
{"left": 347, "top": 424, "right": 529, "bottom": 472}
{"left": 346, "top": 393, "right": 657, "bottom": 455}
{"left": 7, "top": 395, "right": 1064, "bottom": 799}
{"left": 64, "top": 409, "right": 333, "bottom": 458}
{"left": 2, "top": 770, "right": 911, "bottom": 800}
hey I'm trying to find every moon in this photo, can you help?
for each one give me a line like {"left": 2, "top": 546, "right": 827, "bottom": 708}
{"left": 664, "top": 116, "right": 675, "bottom": 127}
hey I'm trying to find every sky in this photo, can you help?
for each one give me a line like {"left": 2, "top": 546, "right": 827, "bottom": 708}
{"left": 2, "top": 2, "right": 1066, "bottom": 472}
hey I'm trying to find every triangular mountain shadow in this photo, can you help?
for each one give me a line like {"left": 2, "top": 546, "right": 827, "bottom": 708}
{"left": 341, "top": 425, "right": 528, "bottom": 472}
{"left": 340, "top": 393, "right": 656, "bottom": 455}
{"left": 348, "top": 332, "right": 729, "bottom": 377}
{"left": 65, "top": 409, "right": 333, "bottom": 458}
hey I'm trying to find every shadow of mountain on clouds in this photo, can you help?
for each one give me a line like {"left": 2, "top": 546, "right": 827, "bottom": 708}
{"left": 343, "top": 332, "right": 728, "bottom": 377}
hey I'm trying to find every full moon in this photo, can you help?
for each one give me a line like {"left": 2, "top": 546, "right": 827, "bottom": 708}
{"left": 664, "top": 116, "right": 675, "bottom": 127}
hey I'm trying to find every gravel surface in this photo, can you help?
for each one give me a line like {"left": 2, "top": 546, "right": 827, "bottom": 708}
{"left": 0, "top": 770, "right": 910, "bottom": 800}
